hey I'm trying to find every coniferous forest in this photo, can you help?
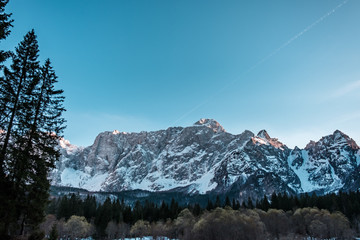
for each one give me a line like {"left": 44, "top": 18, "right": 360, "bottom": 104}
{"left": 41, "top": 191, "right": 360, "bottom": 239}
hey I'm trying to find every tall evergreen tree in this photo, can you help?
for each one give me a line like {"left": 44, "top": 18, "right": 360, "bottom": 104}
{"left": 170, "top": 198, "right": 179, "bottom": 219}
{"left": 83, "top": 195, "right": 97, "bottom": 221}
{"left": 0, "top": 30, "right": 40, "bottom": 170}
{"left": 0, "top": 30, "right": 65, "bottom": 237}
{"left": 21, "top": 58, "right": 65, "bottom": 234}
{"left": 261, "top": 195, "right": 270, "bottom": 211}
{"left": 270, "top": 192, "right": 279, "bottom": 209}
{"left": 224, "top": 196, "right": 231, "bottom": 207}
{"left": 247, "top": 197, "right": 254, "bottom": 209}
{"left": 96, "top": 197, "right": 113, "bottom": 236}
{"left": 206, "top": 199, "right": 214, "bottom": 211}
{"left": 0, "top": 0, "right": 14, "bottom": 195}
{"left": 214, "top": 195, "right": 221, "bottom": 208}
{"left": 0, "top": 29, "right": 40, "bottom": 236}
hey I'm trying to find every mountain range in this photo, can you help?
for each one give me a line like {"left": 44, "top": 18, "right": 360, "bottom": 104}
{"left": 51, "top": 119, "right": 360, "bottom": 201}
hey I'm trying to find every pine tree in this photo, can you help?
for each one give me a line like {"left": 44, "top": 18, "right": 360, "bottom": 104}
{"left": 0, "top": 0, "right": 12, "bottom": 128}
{"left": 232, "top": 198, "right": 236, "bottom": 209}
{"left": 83, "top": 195, "right": 97, "bottom": 221}
{"left": 192, "top": 203, "right": 201, "bottom": 216}
{"left": 224, "top": 196, "right": 231, "bottom": 207}
{"left": 159, "top": 201, "right": 169, "bottom": 221}
{"left": 57, "top": 195, "right": 70, "bottom": 220}
{"left": 112, "top": 199, "right": 122, "bottom": 223}
{"left": 96, "top": 197, "right": 113, "bottom": 236}
{"left": 234, "top": 200, "right": 240, "bottom": 210}
{"left": 262, "top": 195, "right": 270, "bottom": 211}
{"left": 0, "top": 30, "right": 65, "bottom": 236}
{"left": 0, "top": 0, "right": 13, "bottom": 68}
{"left": 247, "top": 197, "right": 254, "bottom": 209}
{"left": 0, "top": 29, "right": 40, "bottom": 236}
{"left": 0, "top": 30, "right": 40, "bottom": 172}
{"left": 215, "top": 196, "right": 221, "bottom": 208}
{"left": 170, "top": 198, "right": 179, "bottom": 219}
{"left": 18, "top": 58, "right": 65, "bottom": 234}
{"left": 123, "top": 205, "right": 133, "bottom": 224}
{"left": 206, "top": 199, "right": 214, "bottom": 211}
{"left": 270, "top": 192, "right": 279, "bottom": 209}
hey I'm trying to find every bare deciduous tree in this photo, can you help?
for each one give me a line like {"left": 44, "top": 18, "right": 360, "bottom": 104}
{"left": 64, "top": 215, "right": 94, "bottom": 240}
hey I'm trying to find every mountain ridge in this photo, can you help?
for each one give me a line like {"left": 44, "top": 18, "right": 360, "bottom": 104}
{"left": 52, "top": 119, "right": 360, "bottom": 201}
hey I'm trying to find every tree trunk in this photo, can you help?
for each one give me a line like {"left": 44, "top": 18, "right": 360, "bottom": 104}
{"left": 0, "top": 53, "right": 29, "bottom": 172}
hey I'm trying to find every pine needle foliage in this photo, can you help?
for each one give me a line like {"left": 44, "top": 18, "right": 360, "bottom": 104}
{"left": 0, "top": 29, "right": 66, "bottom": 237}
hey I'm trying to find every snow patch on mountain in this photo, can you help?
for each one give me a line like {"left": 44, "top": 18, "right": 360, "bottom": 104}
{"left": 60, "top": 168, "right": 108, "bottom": 191}
{"left": 288, "top": 149, "right": 342, "bottom": 193}
{"left": 288, "top": 150, "right": 313, "bottom": 192}
{"left": 252, "top": 130, "right": 285, "bottom": 150}
{"left": 59, "top": 138, "right": 81, "bottom": 154}
{"left": 194, "top": 118, "right": 226, "bottom": 133}
{"left": 53, "top": 119, "right": 360, "bottom": 199}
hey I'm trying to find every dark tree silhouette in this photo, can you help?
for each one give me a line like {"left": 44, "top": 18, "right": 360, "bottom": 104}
{"left": 0, "top": 30, "right": 65, "bottom": 237}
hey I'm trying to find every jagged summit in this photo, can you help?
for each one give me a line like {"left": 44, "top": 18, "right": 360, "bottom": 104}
{"left": 112, "top": 130, "right": 120, "bottom": 135}
{"left": 257, "top": 129, "right": 271, "bottom": 140}
{"left": 293, "top": 146, "right": 301, "bottom": 151}
{"left": 193, "top": 118, "right": 226, "bottom": 133}
{"left": 333, "top": 129, "right": 349, "bottom": 141}
{"left": 305, "top": 130, "right": 359, "bottom": 151}
{"left": 332, "top": 130, "right": 359, "bottom": 149}
{"left": 59, "top": 138, "right": 81, "bottom": 155}
{"left": 305, "top": 140, "right": 316, "bottom": 150}
{"left": 252, "top": 129, "right": 285, "bottom": 150}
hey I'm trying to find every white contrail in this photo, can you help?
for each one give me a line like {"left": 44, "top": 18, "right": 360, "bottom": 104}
{"left": 249, "top": 0, "right": 349, "bottom": 71}
{"left": 170, "top": 0, "right": 349, "bottom": 127}
{"left": 332, "top": 80, "right": 360, "bottom": 97}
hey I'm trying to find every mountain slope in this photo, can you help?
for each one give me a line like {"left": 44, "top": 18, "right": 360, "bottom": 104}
{"left": 51, "top": 119, "right": 360, "bottom": 200}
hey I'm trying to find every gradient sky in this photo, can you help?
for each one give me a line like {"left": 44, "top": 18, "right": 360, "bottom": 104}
{"left": 3, "top": 0, "right": 360, "bottom": 148}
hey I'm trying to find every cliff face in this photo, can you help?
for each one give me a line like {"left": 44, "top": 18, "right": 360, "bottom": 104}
{"left": 52, "top": 119, "right": 360, "bottom": 200}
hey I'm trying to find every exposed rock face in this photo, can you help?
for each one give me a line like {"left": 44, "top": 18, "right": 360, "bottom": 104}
{"left": 193, "top": 118, "right": 226, "bottom": 133}
{"left": 52, "top": 120, "right": 360, "bottom": 201}
{"left": 288, "top": 130, "right": 360, "bottom": 194}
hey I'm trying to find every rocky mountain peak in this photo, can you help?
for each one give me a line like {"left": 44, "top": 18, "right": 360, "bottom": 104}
{"left": 252, "top": 130, "right": 285, "bottom": 150}
{"left": 257, "top": 130, "right": 271, "bottom": 140}
{"left": 332, "top": 130, "right": 359, "bottom": 149}
{"left": 305, "top": 130, "right": 359, "bottom": 151}
{"left": 333, "top": 129, "right": 349, "bottom": 141}
{"left": 112, "top": 130, "right": 120, "bottom": 135}
{"left": 305, "top": 140, "right": 316, "bottom": 150}
{"left": 193, "top": 118, "right": 226, "bottom": 133}
{"left": 59, "top": 138, "right": 81, "bottom": 155}
{"left": 293, "top": 146, "right": 301, "bottom": 152}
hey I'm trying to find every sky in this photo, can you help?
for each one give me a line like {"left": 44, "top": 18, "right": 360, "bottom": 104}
{"left": 2, "top": 0, "right": 360, "bottom": 148}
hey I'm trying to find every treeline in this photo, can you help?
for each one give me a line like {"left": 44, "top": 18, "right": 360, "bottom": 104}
{"left": 47, "top": 195, "right": 184, "bottom": 237}
{"left": 254, "top": 191, "right": 360, "bottom": 225}
{"left": 42, "top": 205, "right": 353, "bottom": 240}
{"left": 43, "top": 191, "right": 360, "bottom": 239}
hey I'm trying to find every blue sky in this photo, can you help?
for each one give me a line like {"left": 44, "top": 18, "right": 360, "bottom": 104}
{"left": 3, "top": 0, "right": 360, "bottom": 148}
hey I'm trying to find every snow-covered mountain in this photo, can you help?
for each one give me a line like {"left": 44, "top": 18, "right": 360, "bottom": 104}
{"left": 51, "top": 119, "right": 360, "bottom": 200}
